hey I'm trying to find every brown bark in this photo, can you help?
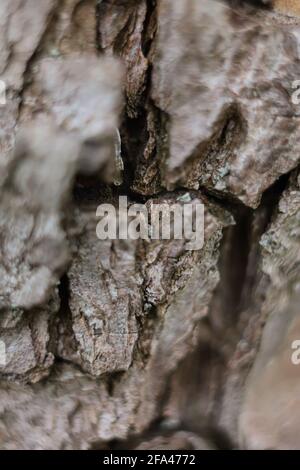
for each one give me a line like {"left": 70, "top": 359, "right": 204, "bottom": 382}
{"left": 0, "top": 0, "right": 299, "bottom": 450}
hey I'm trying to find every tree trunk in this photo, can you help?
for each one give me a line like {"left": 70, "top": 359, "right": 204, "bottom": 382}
{"left": 0, "top": 0, "right": 299, "bottom": 450}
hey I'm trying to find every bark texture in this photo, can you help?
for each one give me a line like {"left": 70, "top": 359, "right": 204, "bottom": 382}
{"left": 0, "top": 0, "right": 299, "bottom": 450}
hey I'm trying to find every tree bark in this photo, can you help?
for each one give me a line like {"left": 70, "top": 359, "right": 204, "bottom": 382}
{"left": 0, "top": 0, "right": 299, "bottom": 450}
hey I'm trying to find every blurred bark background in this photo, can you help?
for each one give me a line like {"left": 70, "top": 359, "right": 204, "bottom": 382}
{"left": 0, "top": 0, "right": 299, "bottom": 450}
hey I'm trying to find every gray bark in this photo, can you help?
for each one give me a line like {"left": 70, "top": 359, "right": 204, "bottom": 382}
{"left": 0, "top": 0, "right": 299, "bottom": 450}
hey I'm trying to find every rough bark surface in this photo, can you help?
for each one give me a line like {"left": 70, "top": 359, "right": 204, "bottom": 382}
{"left": 0, "top": 0, "right": 299, "bottom": 450}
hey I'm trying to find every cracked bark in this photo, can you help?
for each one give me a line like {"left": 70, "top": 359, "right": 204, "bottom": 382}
{"left": 0, "top": 0, "right": 299, "bottom": 450}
